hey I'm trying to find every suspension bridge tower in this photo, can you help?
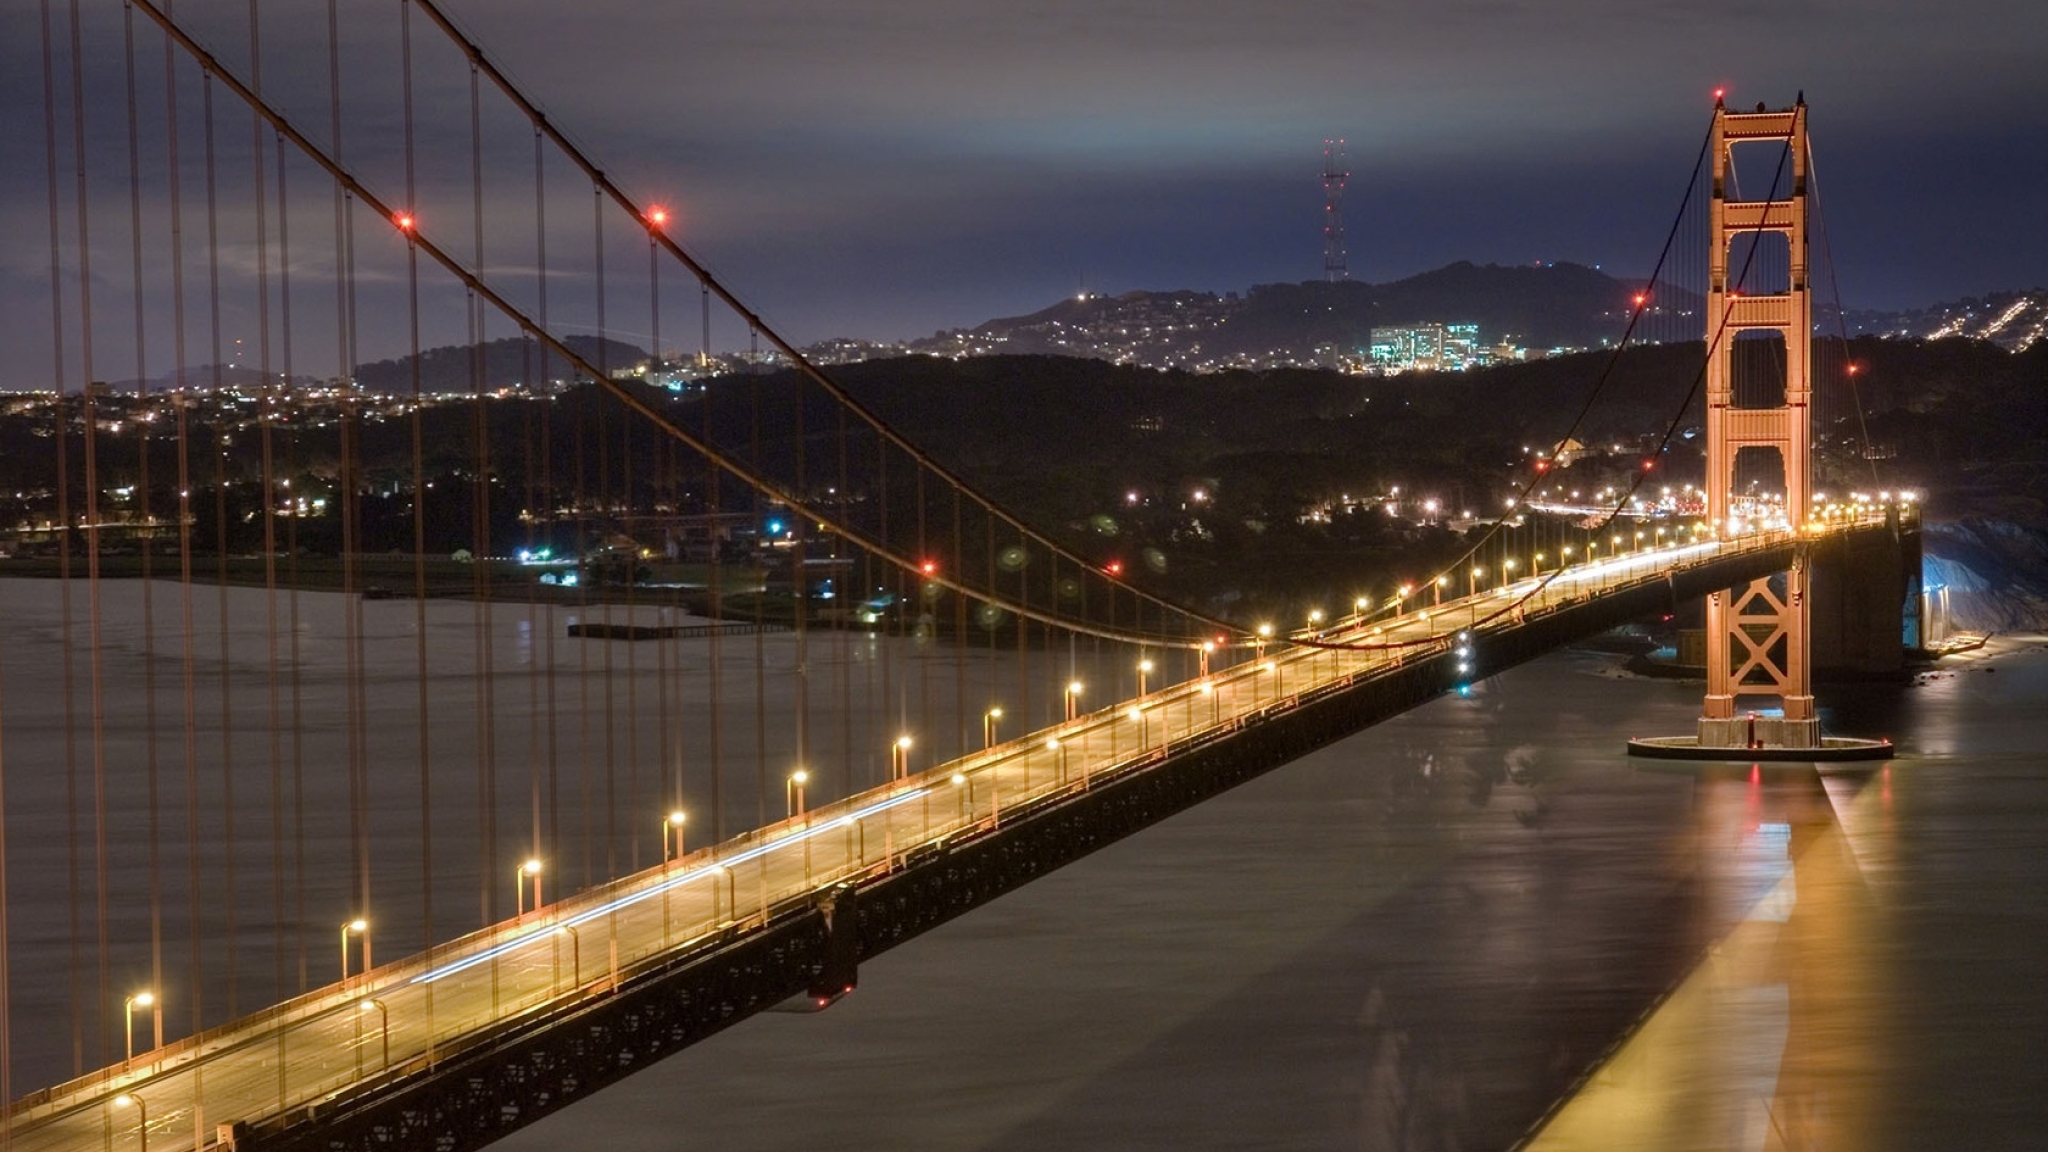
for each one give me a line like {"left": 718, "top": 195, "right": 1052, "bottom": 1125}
{"left": 1633, "top": 94, "right": 1890, "bottom": 762}
{"left": 1698, "top": 94, "right": 1817, "bottom": 749}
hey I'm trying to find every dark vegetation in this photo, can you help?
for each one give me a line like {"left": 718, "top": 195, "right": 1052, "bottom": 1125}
{"left": 2, "top": 335, "right": 2040, "bottom": 629}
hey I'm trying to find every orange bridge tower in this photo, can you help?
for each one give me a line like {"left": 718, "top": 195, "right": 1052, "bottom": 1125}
{"left": 1698, "top": 95, "right": 1816, "bottom": 749}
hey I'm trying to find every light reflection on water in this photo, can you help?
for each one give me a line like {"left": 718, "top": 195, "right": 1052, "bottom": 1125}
{"left": 491, "top": 638, "right": 2048, "bottom": 1152}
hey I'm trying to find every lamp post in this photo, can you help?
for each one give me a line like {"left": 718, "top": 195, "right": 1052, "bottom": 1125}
{"left": 662, "top": 811, "right": 687, "bottom": 862}
{"left": 1501, "top": 558, "right": 1516, "bottom": 590}
{"left": 1137, "top": 658, "right": 1153, "bottom": 697}
{"left": 1199, "top": 640, "right": 1215, "bottom": 678}
{"left": 983, "top": 707, "right": 1003, "bottom": 749}
{"left": 1434, "top": 575, "right": 1448, "bottom": 606}
{"left": 952, "top": 771, "right": 971, "bottom": 819}
{"left": 1045, "top": 737, "right": 1066, "bottom": 784}
{"left": 786, "top": 769, "right": 810, "bottom": 818}
{"left": 111, "top": 1093, "right": 147, "bottom": 1152}
{"left": 1127, "top": 706, "right": 1148, "bottom": 752}
{"left": 122, "top": 991, "right": 155, "bottom": 1061}
{"left": 340, "top": 919, "right": 370, "bottom": 986}
{"left": 1063, "top": 681, "right": 1083, "bottom": 722}
{"left": 516, "top": 860, "right": 544, "bottom": 917}
{"left": 358, "top": 998, "right": 390, "bottom": 1073}
{"left": 890, "top": 736, "right": 913, "bottom": 780}
{"left": 554, "top": 925, "right": 582, "bottom": 989}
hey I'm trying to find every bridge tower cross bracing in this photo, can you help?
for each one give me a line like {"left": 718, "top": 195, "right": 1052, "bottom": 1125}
{"left": 1698, "top": 95, "right": 1817, "bottom": 749}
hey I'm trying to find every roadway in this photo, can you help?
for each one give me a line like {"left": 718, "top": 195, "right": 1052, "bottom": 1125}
{"left": 0, "top": 523, "right": 1872, "bottom": 1152}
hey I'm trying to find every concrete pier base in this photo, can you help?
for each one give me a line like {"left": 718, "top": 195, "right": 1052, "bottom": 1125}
{"left": 1626, "top": 733, "right": 1892, "bottom": 762}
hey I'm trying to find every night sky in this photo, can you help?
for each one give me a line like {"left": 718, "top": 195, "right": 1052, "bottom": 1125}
{"left": 2, "top": 0, "right": 2045, "bottom": 371}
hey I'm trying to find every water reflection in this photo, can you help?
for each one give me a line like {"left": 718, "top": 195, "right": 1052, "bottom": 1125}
{"left": 1526, "top": 765, "right": 1887, "bottom": 1151}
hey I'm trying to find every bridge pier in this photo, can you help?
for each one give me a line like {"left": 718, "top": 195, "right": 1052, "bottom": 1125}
{"left": 1809, "top": 509, "right": 1920, "bottom": 679}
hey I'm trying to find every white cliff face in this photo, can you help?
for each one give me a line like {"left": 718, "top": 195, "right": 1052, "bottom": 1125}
{"left": 1924, "top": 519, "right": 2048, "bottom": 632}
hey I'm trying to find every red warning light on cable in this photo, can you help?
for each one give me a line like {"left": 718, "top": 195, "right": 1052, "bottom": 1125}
{"left": 394, "top": 212, "right": 415, "bottom": 232}
{"left": 1633, "top": 293, "right": 1648, "bottom": 308}
{"left": 919, "top": 560, "right": 937, "bottom": 577}
{"left": 1641, "top": 458, "right": 1656, "bottom": 472}
{"left": 648, "top": 206, "right": 669, "bottom": 227}
{"left": 1105, "top": 560, "right": 1124, "bottom": 577}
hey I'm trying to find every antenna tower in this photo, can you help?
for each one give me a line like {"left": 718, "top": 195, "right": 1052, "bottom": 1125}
{"left": 1322, "top": 139, "right": 1350, "bottom": 282}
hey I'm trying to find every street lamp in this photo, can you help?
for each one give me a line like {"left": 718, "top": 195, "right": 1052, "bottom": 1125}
{"left": 1063, "top": 681, "right": 1083, "bottom": 722}
{"left": 1469, "top": 566, "right": 1483, "bottom": 597}
{"left": 516, "top": 860, "right": 544, "bottom": 917}
{"left": 983, "top": 707, "right": 1003, "bottom": 749}
{"left": 662, "top": 811, "right": 687, "bottom": 861}
{"left": 1127, "top": 706, "right": 1148, "bottom": 750}
{"left": 111, "top": 1093, "right": 147, "bottom": 1152}
{"left": 891, "top": 736, "right": 913, "bottom": 780}
{"left": 358, "top": 998, "right": 390, "bottom": 1073}
{"left": 1501, "top": 558, "right": 1516, "bottom": 589}
{"left": 340, "top": 919, "right": 371, "bottom": 985}
{"left": 786, "top": 769, "right": 810, "bottom": 818}
{"left": 1434, "top": 575, "right": 1448, "bottom": 606}
{"left": 554, "top": 925, "right": 582, "bottom": 988}
{"left": 1199, "top": 640, "right": 1215, "bottom": 677}
{"left": 122, "top": 991, "right": 156, "bottom": 1061}
{"left": 1137, "top": 658, "right": 1154, "bottom": 696}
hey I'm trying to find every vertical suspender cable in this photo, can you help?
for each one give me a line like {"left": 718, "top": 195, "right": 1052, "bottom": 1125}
{"left": 247, "top": 0, "right": 289, "bottom": 1011}
{"left": 62, "top": 0, "right": 110, "bottom": 1068}
{"left": 470, "top": 59, "right": 499, "bottom": 927}
{"left": 121, "top": 0, "right": 168, "bottom": 1053}
{"left": 160, "top": 0, "right": 205, "bottom": 1050}
{"left": 275, "top": 127, "right": 308, "bottom": 993}
{"left": 38, "top": 0, "right": 82, "bottom": 1074}
{"left": 202, "top": 63, "right": 242, "bottom": 1020}
{"left": 401, "top": 0, "right": 434, "bottom": 964}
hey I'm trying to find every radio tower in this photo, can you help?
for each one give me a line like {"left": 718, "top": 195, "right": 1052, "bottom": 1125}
{"left": 1321, "top": 138, "right": 1350, "bottom": 281}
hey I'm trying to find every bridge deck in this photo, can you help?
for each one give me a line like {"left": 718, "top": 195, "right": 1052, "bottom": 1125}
{"left": 2, "top": 523, "right": 1896, "bottom": 1151}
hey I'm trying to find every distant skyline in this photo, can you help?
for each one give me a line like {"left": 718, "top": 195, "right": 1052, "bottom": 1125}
{"left": 1, "top": 0, "right": 2044, "bottom": 377}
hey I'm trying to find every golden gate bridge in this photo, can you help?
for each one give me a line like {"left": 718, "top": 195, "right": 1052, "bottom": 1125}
{"left": 0, "top": 3, "right": 1910, "bottom": 1148}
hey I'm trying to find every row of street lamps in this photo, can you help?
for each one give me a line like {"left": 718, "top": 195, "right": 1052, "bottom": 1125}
{"left": 94, "top": 636, "right": 1398, "bottom": 1151}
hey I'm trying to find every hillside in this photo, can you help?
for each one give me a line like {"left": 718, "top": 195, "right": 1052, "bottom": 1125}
{"left": 909, "top": 262, "right": 1700, "bottom": 370}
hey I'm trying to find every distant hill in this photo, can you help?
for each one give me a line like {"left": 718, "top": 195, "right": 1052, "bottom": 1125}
{"left": 352, "top": 334, "right": 651, "bottom": 394}
{"left": 909, "top": 262, "right": 1701, "bottom": 370}
{"left": 1845, "top": 289, "right": 2045, "bottom": 352}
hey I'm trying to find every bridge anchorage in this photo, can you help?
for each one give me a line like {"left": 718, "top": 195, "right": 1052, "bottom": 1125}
{"left": 1629, "top": 95, "right": 1890, "bottom": 763}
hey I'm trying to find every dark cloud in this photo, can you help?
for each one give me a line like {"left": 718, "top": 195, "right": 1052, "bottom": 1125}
{"left": 2, "top": 0, "right": 2044, "bottom": 377}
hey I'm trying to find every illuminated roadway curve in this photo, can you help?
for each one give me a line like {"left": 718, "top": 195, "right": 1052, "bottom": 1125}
{"left": 0, "top": 523, "right": 1884, "bottom": 1152}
